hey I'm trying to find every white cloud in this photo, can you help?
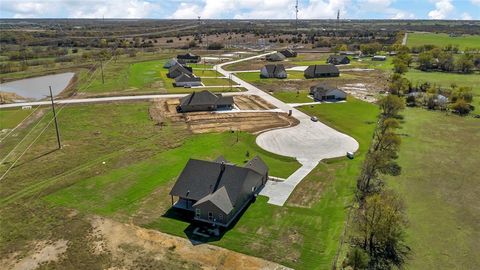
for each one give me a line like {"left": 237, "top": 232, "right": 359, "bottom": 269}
{"left": 461, "top": 12, "right": 472, "bottom": 20}
{"left": 471, "top": 0, "right": 480, "bottom": 6}
{"left": 298, "top": 0, "right": 351, "bottom": 19}
{"left": 391, "top": 10, "right": 415, "bottom": 19}
{"left": 428, "top": 0, "right": 454, "bottom": 19}
{"left": 2, "top": 0, "right": 161, "bottom": 19}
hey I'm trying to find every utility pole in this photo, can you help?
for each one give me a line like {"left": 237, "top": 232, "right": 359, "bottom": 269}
{"left": 295, "top": 0, "right": 299, "bottom": 34}
{"left": 49, "top": 86, "right": 61, "bottom": 149}
{"left": 100, "top": 58, "right": 105, "bottom": 84}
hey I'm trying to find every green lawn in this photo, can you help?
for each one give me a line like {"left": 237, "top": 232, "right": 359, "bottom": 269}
{"left": 348, "top": 57, "right": 394, "bottom": 72}
{"left": 405, "top": 69, "right": 480, "bottom": 97}
{"left": 236, "top": 71, "right": 305, "bottom": 82}
{"left": 272, "top": 90, "right": 313, "bottom": 103}
{"left": 407, "top": 32, "right": 480, "bottom": 50}
{"left": 146, "top": 97, "right": 379, "bottom": 270}
{"left": 1, "top": 98, "right": 379, "bottom": 269}
{"left": 386, "top": 108, "right": 480, "bottom": 269}
{"left": 45, "top": 131, "right": 300, "bottom": 216}
{"left": 0, "top": 108, "right": 32, "bottom": 129}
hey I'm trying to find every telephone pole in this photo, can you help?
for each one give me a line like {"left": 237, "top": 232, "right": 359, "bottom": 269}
{"left": 100, "top": 59, "right": 105, "bottom": 84}
{"left": 295, "top": 0, "right": 299, "bottom": 33}
{"left": 49, "top": 86, "right": 61, "bottom": 149}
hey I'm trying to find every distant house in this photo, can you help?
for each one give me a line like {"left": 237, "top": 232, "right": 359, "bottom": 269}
{"left": 327, "top": 55, "right": 350, "bottom": 65}
{"left": 372, "top": 55, "right": 387, "bottom": 61}
{"left": 339, "top": 51, "right": 360, "bottom": 56}
{"left": 266, "top": 52, "right": 286, "bottom": 62}
{"left": 174, "top": 73, "right": 202, "bottom": 87}
{"left": 177, "top": 52, "right": 201, "bottom": 63}
{"left": 164, "top": 58, "right": 187, "bottom": 68}
{"left": 169, "top": 156, "right": 268, "bottom": 227}
{"left": 176, "top": 90, "right": 234, "bottom": 112}
{"left": 304, "top": 64, "right": 340, "bottom": 78}
{"left": 310, "top": 84, "right": 347, "bottom": 101}
{"left": 167, "top": 64, "right": 193, "bottom": 78}
{"left": 260, "top": 64, "right": 287, "bottom": 79}
{"left": 279, "top": 49, "right": 297, "bottom": 58}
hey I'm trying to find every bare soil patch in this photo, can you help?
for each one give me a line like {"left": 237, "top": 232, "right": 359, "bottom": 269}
{"left": 233, "top": 95, "right": 276, "bottom": 110}
{"left": 150, "top": 97, "right": 298, "bottom": 134}
{"left": 91, "top": 216, "right": 291, "bottom": 270}
{"left": 1, "top": 240, "right": 68, "bottom": 270}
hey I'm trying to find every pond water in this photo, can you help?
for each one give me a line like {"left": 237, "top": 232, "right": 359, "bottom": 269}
{"left": 0, "top": 72, "right": 75, "bottom": 101}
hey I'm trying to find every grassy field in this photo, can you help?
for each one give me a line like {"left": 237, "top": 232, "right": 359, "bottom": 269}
{"left": 407, "top": 32, "right": 480, "bottom": 50}
{"left": 386, "top": 108, "right": 480, "bottom": 269}
{"left": 272, "top": 90, "right": 313, "bottom": 103}
{"left": 0, "top": 108, "right": 33, "bottom": 129}
{"left": 235, "top": 71, "right": 305, "bottom": 82}
{"left": 405, "top": 69, "right": 480, "bottom": 97}
{"left": 144, "top": 97, "right": 379, "bottom": 270}
{"left": 1, "top": 98, "right": 379, "bottom": 269}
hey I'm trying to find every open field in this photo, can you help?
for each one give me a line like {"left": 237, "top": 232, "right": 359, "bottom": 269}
{"left": 407, "top": 32, "right": 480, "bottom": 50}
{"left": 386, "top": 108, "right": 480, "bottom": 269}
{"left": 0, "top": 101, "right": 301, "bottom": 268}
{"left": 273, "top": 90, "right": 313, "bottom": 103}
{"left": 0, "top": 107, "right": 32, "bottom": 129}
{"left": 405, "top": 69, "right": 480, "bottom": 97}
{"left": 145, "top": 97, "right": 378, "bottom": 270}
{"left": 1, "top": 96, "right": 378, "bottom": 270}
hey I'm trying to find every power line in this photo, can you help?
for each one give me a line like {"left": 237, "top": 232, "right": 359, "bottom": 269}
{"left": 0, "top": 105, "right": 40, "bottom": 143}
{"left": 0, "top": 105, "right": 66, "bottom": 182}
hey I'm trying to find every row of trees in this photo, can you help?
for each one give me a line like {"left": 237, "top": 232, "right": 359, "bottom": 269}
{"left": 417, "top": 50, "right": 479, "bottom": 73}
{"left": 344, "top": 95, "right": 410, "bottom": 269}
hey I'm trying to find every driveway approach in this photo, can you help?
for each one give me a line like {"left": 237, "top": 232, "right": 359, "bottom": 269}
{"left": 215, "top": 53, "right": 359, "bottom": 206}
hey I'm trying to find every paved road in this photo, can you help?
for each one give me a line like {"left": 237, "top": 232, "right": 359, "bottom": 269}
{"left": 0, "top": 92, "right": 244, "bottom": 109}
{"left": 215, "top": 53, "right": 359, "bottom": 206}
{"left": 402, "top": 32, "right": 408, "bottom": 46}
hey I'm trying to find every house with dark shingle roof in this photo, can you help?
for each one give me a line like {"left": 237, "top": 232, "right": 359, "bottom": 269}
{"left": 304, "top": 64, "right": 340, "bottom": 78}
{"left": 327, "top": 55, "right": 350, "bottom": 65}
{"left": 169, "top": 156, "right": 268, "bottom": 227}
{"left": 279, "top": 49, "right": 297, "bottom": 58}
{"left": 310, "top": 83, "right": 346, "bottom": 101}
{"left": 260, "top": 64, "right": 287, "bottom": 79}
{"left": 164, "top": 58, "right": 187, "bottom": 68}
{"left": 266, "top": 52, "right": 286, "bottom": 62}
{"left": 177, "top": 52, "right": 201, "bottom": 63}
{"left": 176, "top": 90, "right": 234, "bottom": 112}
{"left": 173, "top": 73, "right": 202, "bottom": 87}
{"left": 167, "top": 63, "right": 193, "bottom": 78}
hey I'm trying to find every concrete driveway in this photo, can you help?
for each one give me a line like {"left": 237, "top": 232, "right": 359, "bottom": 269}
{"left": 216, "top": 53, "right": 359, "bottom": 206}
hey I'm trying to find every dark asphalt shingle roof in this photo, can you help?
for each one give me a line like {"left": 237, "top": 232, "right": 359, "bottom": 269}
{"left": 179, "top": 91, "right": 233, "bottom": 107}
{"left": 170, "top": 156, "right": 268, "bottom": 214}
{"left": 263, "top": 64, "right": 286, "bottom": 77}
{"left": 174, "top": 73, "right": 201, "bottom": 83}
{"left": 304, "top": 64, "right": 339, "bottom": 77}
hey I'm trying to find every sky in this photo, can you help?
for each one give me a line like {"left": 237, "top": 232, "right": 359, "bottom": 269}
{"left": 0, "top": 0, "right": 479, "bottom": 20}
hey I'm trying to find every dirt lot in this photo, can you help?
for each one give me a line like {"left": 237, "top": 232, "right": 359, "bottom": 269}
{"left": 150, "top": 96, "right": 297, "bottom": 134}
{"left": 233, "top": 95, "right": 275, "bottom": 110}
{"left": 1, "top": 216, "right": 290, "bottom": 270}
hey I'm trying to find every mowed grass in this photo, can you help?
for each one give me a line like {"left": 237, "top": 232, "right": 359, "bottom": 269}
{"left": 407, "top": 32, "right": 480, "bottom": 50}
{"left": 386, "top": 109, "right": 480, "bottom": 269}
{"left": 45, "top": 131, "right": 300, "bottom": 216}
{"left": 148, "top": 97, "right": 379, "bottom": 270}
{"left": 273, "top": 90, "right": 313, "bottom": 103}
{"left": 235, "top": 71, "right": 305, "bottom": 82}
{"left": 0, "top": 108, "right": 32, "bottom": 129}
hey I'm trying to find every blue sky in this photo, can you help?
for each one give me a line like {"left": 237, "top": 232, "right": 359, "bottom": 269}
{"left": 0, "top": 0, "right": 479, "bottom": 20}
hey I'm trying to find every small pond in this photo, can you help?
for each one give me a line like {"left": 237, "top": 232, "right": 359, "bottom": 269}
{"left": 0, "top": 72, "right": 75, "bottom": 101}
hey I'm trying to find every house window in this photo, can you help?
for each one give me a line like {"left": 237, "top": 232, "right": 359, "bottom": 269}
{"left": 219, "top": 214, "right": 223, "bottom": 221}
{"left": 208, "top": 212, "right": 213, "bottom": 221}
{"left": 195, "top": 208, "right": 200, "bottom": 218}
